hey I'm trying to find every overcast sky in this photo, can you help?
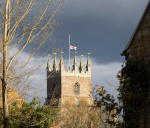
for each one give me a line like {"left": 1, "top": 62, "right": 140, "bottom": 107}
{"left": 26, "top": 0, "right": 147, "bottom": 103}
{"left": 51, "top": 0, "right": 148, "bottom": 63}
{"left": 6, "top": 0, "right": 149, "bottom": 103}
{"left": 37, "top": 0, "right": 149, "bottom": 102}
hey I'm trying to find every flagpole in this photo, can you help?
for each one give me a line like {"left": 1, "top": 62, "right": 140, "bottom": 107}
{"left": 69, "top": 34, "right": 70, "bottom": 70}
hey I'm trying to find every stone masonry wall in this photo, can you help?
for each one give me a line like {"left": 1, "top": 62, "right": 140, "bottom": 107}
{"left": 125, "top": 4, "right": 150, "bottom": 128}
{"left": 128, "top": 7, "right": 150, "bottom": 60}
{"left": 61, "top": 76, "right": 93, "bottom": 106}
{"left": 46, "top": 56, "right": 93, "bottom": 107}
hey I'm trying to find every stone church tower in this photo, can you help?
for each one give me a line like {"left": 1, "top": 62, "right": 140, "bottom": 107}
{"left": 45, "top": 55, "right": 93, "bottom": 107}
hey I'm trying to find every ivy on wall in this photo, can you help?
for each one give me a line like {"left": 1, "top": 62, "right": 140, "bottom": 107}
{"left": 117, "top": 59, "right": 150, "bottom": 128}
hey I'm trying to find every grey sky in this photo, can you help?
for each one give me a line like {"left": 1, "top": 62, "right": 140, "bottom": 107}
{"left": 49, "top": 0, "right": 148, "bottom": 63}
{"left": 2, "top": 0, "right": 149, "bottom": 103}
{"left": 35, "top": 0, "right": 148, "bottom": 101}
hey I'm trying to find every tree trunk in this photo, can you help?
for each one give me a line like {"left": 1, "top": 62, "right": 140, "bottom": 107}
{"left": 2, "top": 0, "right": 10, "bottom": 127}
{"left": 2, "top": 82, "right": 8, "bottom": 128}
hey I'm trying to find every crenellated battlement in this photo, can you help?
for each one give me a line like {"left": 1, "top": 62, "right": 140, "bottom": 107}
{"left": 46, "top": 55, "right": 93, "bottom": 107}
{"left": 46, "top": 55, "right": 91, "bottom": 78}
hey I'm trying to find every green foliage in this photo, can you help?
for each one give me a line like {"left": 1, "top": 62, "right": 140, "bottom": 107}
{"left": 94, "top": 86, "right": 122, "bottom": 128}
{"left": 117, "top": 60, "right": 150, "bottom": 128}
{"left": 0, "top": 98, "right": 59, "bottom": 128}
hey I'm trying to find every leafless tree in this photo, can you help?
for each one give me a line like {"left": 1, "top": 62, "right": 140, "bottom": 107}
{"left": 0, "top": 0, "right": 62, "bottom": 127}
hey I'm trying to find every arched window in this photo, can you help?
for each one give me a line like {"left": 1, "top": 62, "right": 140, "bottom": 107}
{"left": 74, "top": 82, "right": 80, "bottom": 95}
{"left": 53, "top": 84, "right": 56, "bottom": 91}
{"left": 52, "top": 83, "right": 57, "bottom": 97}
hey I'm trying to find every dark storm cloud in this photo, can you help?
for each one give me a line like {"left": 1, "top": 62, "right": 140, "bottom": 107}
{"left": 51, "top": 0, "right": 148, "bottom": 63}
{"left": 6, "top": 0, "right": 147, "bottom": 63}
{"left": 6, "top": 0, "right": 149, "bottom": 101}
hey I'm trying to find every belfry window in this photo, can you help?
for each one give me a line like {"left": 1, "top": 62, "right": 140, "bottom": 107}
{"left": 74, "top": 82, "right": 80, "bottom": 95}
{"left": 53, "top": 84, "right": 56, "bottom": 91}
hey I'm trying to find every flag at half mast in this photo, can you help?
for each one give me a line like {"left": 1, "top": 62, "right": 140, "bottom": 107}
{"left": 70, "top": 45, "right": 77, "bottom": 50}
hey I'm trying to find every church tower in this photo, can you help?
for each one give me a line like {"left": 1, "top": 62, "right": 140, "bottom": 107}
{"left": 46, "top": 55, "right": 93, "bottom": 107}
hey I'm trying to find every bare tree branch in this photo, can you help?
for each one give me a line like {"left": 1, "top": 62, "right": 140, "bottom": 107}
{"left": 1, "top": 0, "right": 62, "bottom": 127}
